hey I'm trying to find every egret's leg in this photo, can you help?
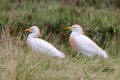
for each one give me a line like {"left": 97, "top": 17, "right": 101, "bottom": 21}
{"left": 77, "top": 52, "right": 80, "bottom": 57}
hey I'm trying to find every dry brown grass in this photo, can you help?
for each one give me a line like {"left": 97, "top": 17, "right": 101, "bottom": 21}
{"left": 0, "top": 28, "right": 120, "bottom": 80}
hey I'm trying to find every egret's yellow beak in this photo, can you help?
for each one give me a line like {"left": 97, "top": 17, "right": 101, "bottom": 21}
{"left": 64, "top": 27, "right": 72, "bottom": 30}
{"left": 24, "top": 29, "right": 32, "bottom": 31}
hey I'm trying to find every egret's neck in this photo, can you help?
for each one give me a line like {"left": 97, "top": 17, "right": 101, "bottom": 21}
{"left": 28, "top": 32, "right": 40, "bottom": 38}
{"left": 71, "top": 29, "right": 84, "bottom": 35}
{"left": 71, "top": 31, "right": 84, "bottom": 37}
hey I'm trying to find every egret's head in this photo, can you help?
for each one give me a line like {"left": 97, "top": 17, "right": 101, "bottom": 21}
{"left": 24, "top": 26, "right": 40, "bottom": 33}
{"left": 64, "top": 24, "right": 84, "bottom": 34}
{"left": 24, "top": 26, "right": 40, "bottom": 37}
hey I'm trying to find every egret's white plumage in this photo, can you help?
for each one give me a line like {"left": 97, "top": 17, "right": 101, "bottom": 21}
{"left": 64, "top": 24, "right": 108, "bottom": 58}
{"left": 24, "top": 26, "right": 65, "bottom": 58}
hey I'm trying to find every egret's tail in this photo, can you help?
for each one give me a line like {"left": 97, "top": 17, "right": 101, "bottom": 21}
{"left": 100, "top": 50, "right": 108, "bottom": 58}
{"left": 55, "top": 51, "right": 65, "bottom": 58}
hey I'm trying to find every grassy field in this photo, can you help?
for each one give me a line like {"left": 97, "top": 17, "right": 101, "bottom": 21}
{"left": 0, "top": 0, "right": 120, "bottom": 80}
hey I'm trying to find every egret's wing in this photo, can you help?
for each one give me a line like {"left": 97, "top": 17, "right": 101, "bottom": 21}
{"left": 33, "top": 38, "right": 58, "bottom": 55}
{"left": 34, "top": 38, "right": 65, "bottom": 58}
{"left": 76, "top": 35, "right": 101, "bottom": 54}
{"left": 36, "top": 38, "right": 57, "bottom": 50}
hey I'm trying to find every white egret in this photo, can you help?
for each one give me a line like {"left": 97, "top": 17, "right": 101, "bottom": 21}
{"left": 64, "top": 24, "right": 108, "bottom": 58}
{"left": 24, "top": 26, "right": 65, "bottom": 58}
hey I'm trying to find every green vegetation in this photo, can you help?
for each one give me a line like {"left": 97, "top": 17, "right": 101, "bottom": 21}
{"left": 0, "top": 0, "right": 120, "bottom": 80}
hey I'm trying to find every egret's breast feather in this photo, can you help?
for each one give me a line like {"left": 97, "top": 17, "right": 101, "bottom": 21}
{"left": 69, "top": 36, "right": 78, "bottom": 51}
